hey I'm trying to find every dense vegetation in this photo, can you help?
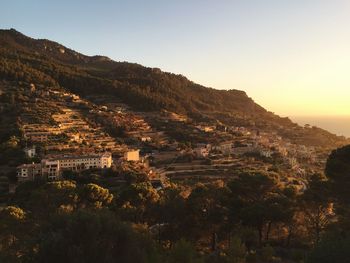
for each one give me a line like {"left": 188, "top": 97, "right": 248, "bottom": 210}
{"left": 1, "top": 147, "right": 350, "bottom": 262}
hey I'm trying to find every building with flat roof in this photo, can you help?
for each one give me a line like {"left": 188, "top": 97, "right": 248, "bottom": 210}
{"left": 124, "top": 150, "right": 140, "bottom": 162}
{"left": 58, "top": 152, "right": 112, "bottom": 171}
{"left": 17, "top": 152, "right": 113, "bottom": 182}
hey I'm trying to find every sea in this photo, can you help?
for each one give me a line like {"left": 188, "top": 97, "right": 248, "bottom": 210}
{"left": 290, "top": 116, "right": 350, "bottom": 138}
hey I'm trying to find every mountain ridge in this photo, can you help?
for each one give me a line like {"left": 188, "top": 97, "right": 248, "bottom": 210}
{"left": 0, "top": 28, "right": 348, "bottom": 147}
{"left": 0, "top": 28, "right": 269, "bottom": 115}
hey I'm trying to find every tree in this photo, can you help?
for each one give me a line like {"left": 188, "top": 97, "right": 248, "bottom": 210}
{"left": 280, "top": 186, "right": 299, "bottom": 247}
{"left": 263, "top": 190, "right": 293, "bottom": 242}
{"left": 325, "top": 145, "right": 350, "bottom": 231}
{"left": 225, "top": 236, "right": 246, "bottom": 263}
{"left": 227, "top": 172, "right": 283, "bottom": 246}
{"left": 167, "top": 239, "right": 203, "bottom": 263}
{"left": 184, "top": 182, "right": 228, "bottom": 246}
{"left": 79, "top": 183, "right": 113, "bottom": 209}
{"left": 5, "top": 135, "right": 19, "bottom": 148}
{"left": 325, "top": 145, "right": 350, "bottom": 203}
{"left": 28, "top": 210, "right": 161, "bottom": 263}
{"left": 307, "top": 231, "right": 350, "bottom": 263}
{"left": 118, "top": 182, "right": 159, "bottom": 223}
{"left": 154, "top": 184, "right": 187, "bottom": 244}
{"left": 300, "top": 174, "right": 333, "bottom": 245}
{"left": 260, "top": 245, "right": 275, "bottom": 262}
{"left": 0, "top": 206, "right": 26, "bottom": 262}
{"left": 13, "top": 180, "right": 78, "bottom": 219}
{"left": 0, "top": 135, "right": 26, "bottom": 166}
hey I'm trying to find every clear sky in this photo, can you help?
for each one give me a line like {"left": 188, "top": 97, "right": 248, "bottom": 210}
{"left": 1, "top": 0, "right": 350, "bottom": 117}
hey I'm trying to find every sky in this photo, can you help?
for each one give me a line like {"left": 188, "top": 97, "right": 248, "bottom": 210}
{"left": 1, "top": 0, "right": 350, "bottom": 117}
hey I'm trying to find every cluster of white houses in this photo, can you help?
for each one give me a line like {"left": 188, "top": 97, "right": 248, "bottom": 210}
{"left": 17, "top": 152, "right": 112, "bottom": 182}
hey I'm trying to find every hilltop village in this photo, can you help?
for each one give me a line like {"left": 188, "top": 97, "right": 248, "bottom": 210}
{"left": 0, "top": 82, "right": 331, "bottom": 195}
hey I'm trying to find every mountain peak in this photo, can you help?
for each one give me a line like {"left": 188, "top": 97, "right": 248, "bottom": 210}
{"left": 0, "top": 28, "right": 22, "bottom": 34}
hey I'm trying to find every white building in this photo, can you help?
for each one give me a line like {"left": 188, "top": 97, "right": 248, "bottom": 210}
{"left": 17, "top": 152, "right": 113, "bottom": 182}
{"left": 124, "top": 150, "right": 140, "bottom": 161}
{"left": 24, "top": 146, "right": 36, "bottom": 158}
{"left": 59, "top": 152, "right": 112, "bottom": 171}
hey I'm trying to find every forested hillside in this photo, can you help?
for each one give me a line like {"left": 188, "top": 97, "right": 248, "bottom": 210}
{"left": 0, "top": 29, "right": 265, "bottom": 114}
{"left": 0, "top": 28, "right": 348, "bottom": 147}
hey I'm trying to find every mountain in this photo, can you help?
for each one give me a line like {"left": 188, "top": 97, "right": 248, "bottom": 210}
{"left": 0, "top": 28, "right": 348, "bottom": 147}
{"left": 0, "top": 29, "right": 265, "bottom": 114}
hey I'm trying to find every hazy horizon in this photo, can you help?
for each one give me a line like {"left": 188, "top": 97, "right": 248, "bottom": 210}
{"left": 291, "top": 115, "right": 350, "bottom": 138}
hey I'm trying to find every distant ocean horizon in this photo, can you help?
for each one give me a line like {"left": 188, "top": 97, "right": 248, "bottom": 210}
{"left": 290, "top": 116, "right": 350, "bottom": 138}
